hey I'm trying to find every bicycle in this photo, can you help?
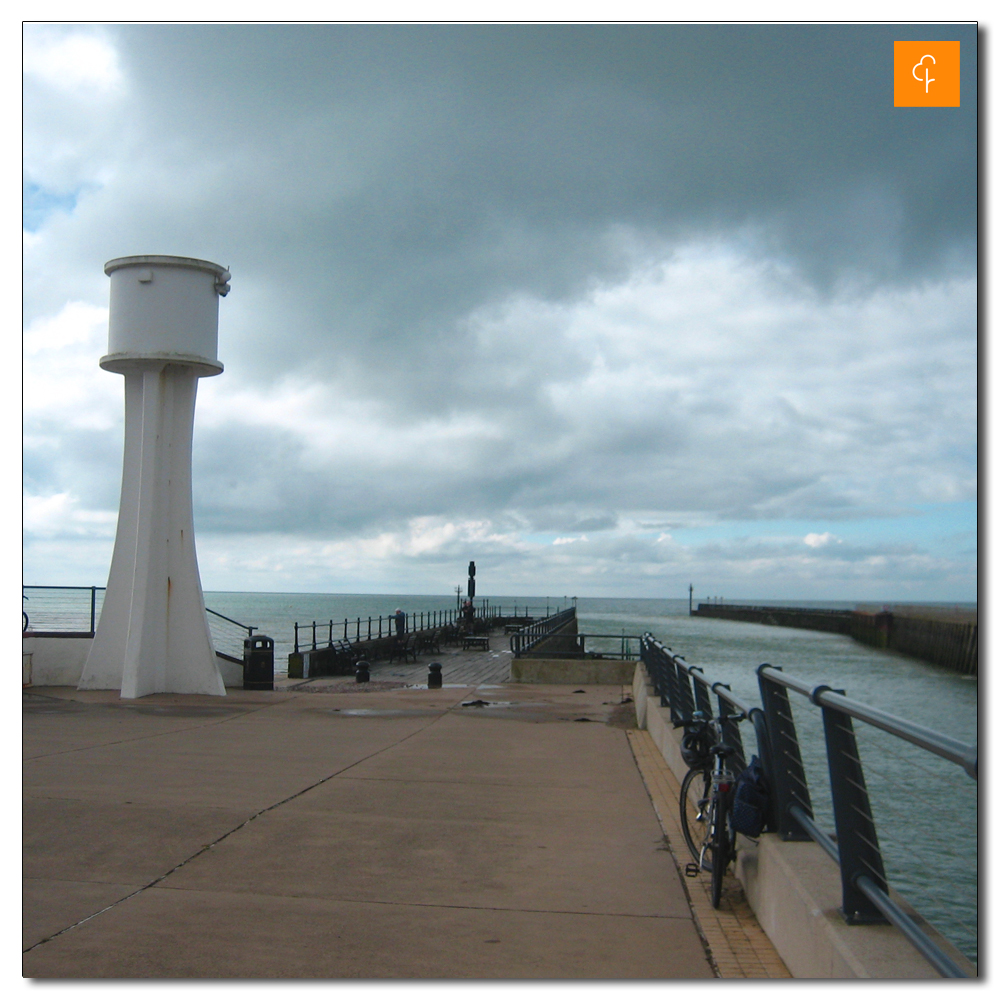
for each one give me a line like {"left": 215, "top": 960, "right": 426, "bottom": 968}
{"left": 678, "top": 709, "right": 745, "bottom": 908}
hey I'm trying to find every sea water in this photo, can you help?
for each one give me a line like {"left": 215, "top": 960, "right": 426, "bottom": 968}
{"left": 187, "top": 591, "right": 982, "bottom": 966}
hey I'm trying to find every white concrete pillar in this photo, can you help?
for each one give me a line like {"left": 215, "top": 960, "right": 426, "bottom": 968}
{"left": 79, "top": 256, "right": 231, "bottom": 698}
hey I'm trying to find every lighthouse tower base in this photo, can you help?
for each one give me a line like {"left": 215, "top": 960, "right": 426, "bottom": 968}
{"left": 79, "top": 363, "right": 225, "bottom": 698}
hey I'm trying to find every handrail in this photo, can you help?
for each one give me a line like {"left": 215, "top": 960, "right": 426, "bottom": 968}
{"left": 509, "top": 607, "right": 577, "bottom": 658}
{"left": 641, "top": 632, "right": 769, "bottom": 782}
{"left": 205, "top": 606, "right": 256, "bottom": 635}
{"left": 294, "top": 606, "right": 468, "bottom": 652}
{"left": 640, "top": 631, "right": 975, "bottom": 977}
{"left": 22, "top": 586, "right": 258, "bottom": 661}
{"left": 22, "top": 585, "right": 104, "bottom": 636}
{"left": 758, "top": 664, "right": 977, "bottom": 779}
{"left": 512, "top": 632, "right": 643, "bottom": 659}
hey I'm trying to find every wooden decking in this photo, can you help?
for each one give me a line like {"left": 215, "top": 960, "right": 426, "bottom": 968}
{"left": 278, "top": 628, "right": 513, "bottom": 690}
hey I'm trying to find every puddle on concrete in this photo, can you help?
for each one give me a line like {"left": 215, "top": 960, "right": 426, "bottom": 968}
{"left": 23, "top": 694, "right": 89, "bottom": 714}
{"left": 328, "top": 708, "right": 443, "bottom": 717}
{"left": 127, "top": 705, "right": 249, "bottom": 718}
{"left": 403, "top": 683, "right": 471, "bottom": 690}
{"left": 23, "top": 697, "right": 252, "bottom": 719}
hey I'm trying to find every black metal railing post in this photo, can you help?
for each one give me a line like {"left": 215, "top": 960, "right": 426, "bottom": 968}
{"left": 688, "top": 664, "right": 713, "bottom": 717}
{"left": 715, "top": 682, "right": 746, "bottom": 769}
{"left": 645, "top": 637, "right": 671, "bottom": 709}
{"left": 746, "top": 705, "right": 777, "bottom": 831}
{"left": 667, "top": 654, "right": 696, "bottom": 724}
{"left": 757, "top": 664, "right": 813, "bottom": 840}
{"left": 813, "top": 685, "right": 890, "bottom": 924}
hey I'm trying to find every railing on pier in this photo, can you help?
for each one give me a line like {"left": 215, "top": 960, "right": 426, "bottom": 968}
{"left": 22, "top": 585, "right": 257, "bottom": 664}
{"left": 292, "top": 601, "right": 571, "bottom": 653}
{"left": 641, "top": 632, "right": 977, "bottom": 978}
{"left": 205, "top": 607, "right": 257, "bottom": 662}
{"left": 293, "top": 607, "right": 466, "bottom": 652}
{"left": 512, "top": 631, "right": 643, "bottom": 660}
{"left": 509, "top": 607, "right": 576, "bottom": 658}
{"left": 21, "top": 585, "right": 103, "bottom": 637}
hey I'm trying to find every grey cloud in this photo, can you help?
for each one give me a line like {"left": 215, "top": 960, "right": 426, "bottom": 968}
{"left": 23, "top": 24, "right": 977, "bottom": 597}
{"left": 26, "top": 25, "right": 977, "bottom": 346}
{"left": 23, "top": 425, "right": 124, "bottom": 512}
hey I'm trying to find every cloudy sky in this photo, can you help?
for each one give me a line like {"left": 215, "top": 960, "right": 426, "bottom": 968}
{"left": 22, "top": 22, "right": 978, "bottom": 601}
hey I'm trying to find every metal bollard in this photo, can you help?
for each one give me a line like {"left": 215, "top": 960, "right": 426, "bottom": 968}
{"left": 355, "top": 660, "right": 370, "bottom": 683}
{"left": 428, "top": 662, "right": 443, "bottom": 689}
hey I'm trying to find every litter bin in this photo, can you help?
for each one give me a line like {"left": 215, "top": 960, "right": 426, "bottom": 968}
{"left": 243, "top": 635, "right": 274, "bottom": 690}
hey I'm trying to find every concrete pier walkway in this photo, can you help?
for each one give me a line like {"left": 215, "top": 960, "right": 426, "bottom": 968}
{"left": 24, "top": 675, "right": 716, "bottom": 978}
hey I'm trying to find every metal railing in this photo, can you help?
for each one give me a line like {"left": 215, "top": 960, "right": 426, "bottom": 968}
{"left": 22, "top": 585, "right": 103, "bottom": 636}
{"left": 510, "top": 632, "right": 643, "bottom": 660}
{"left": 509, "top": 607, "right": 577, "bottom": 658}
{"left": 294, "top": 607, "right": 465, "bottom": 652}
{"left": 640, "top": 632, "right": 976, "bottom": 977}
{"left": 292, "top": 601, "right": 572, "bottom": 653}
{"left": 641, "top": 633, "right": 768, "bottom": 779}
{"left": 22, "top": 585, "right": 257, "bottom": 664}
{"left": 483, "top": 603, "right": 564, "bottom": 619}
{"left": 205, "top": 607, "right": 257, "bottom": 662}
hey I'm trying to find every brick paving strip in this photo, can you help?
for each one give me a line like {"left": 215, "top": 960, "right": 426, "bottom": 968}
{"left": 627, "top": 727, "right": 791, "bottom": 978}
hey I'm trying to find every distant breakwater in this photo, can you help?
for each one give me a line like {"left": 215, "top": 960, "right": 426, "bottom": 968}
{"left": 692, "top": 604, "right": 978, "bottom": 676}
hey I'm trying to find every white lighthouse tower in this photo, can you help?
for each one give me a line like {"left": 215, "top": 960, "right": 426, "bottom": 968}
{"left": 79, "top": 255, "right": 231, "bottom": 698}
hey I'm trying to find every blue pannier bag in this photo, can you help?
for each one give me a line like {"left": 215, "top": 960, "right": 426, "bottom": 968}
{"left": 731, "top": 755, "right": 769, "bottom": 838}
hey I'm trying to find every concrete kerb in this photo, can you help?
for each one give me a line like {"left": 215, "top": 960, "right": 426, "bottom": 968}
{"left": 631, "top": 662, "right": 958, "bottom": 979}
{"left": 510, "top": 658, "right": 635, "bottom": 685}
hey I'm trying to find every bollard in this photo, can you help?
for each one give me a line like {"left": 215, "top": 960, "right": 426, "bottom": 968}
{"left": 355, "top": 660, "right": 370, "bottom": 683}
{"left": 428, "top": 662, "right": 443, "bottom": 689}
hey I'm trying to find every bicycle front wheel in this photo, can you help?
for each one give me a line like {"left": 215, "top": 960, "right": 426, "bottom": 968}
{"left": 710, "top": 795, "right": 731, "bottom": 908}
{"left": 680, "top": 767, "right": 712, "bottom": 870}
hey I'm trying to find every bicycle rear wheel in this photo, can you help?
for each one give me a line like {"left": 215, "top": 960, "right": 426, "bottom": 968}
{"left": 680, "top": 767, "right": 712, "bottom": 870}
{"left": 710, "top": 795, "right": 731, "bottom": 908}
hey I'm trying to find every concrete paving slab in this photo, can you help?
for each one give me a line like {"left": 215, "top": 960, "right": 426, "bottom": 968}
{"left": 161, "top": 791, "right": 689, "bottom": 917}
{"left": 24, "top": 709, "right": 438, "bottom": 811}
{"left": 24, "top": 886, "right": 713, "bottom": 978}
{"left": 23, "top": 796, "right": 250, "bottom": 884}
{"left": 24, "top": 685, "right": 715, "bottom": 979}
{"left": 22, "top": 878, "right": 143, "bottom": 951}
{"left": 161, "top": 715, "right": 690, "bottom": 917}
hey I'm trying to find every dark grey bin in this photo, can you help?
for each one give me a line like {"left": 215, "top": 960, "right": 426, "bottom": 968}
{"left": 243, "top": 635, "right": 274, "bottom": 690}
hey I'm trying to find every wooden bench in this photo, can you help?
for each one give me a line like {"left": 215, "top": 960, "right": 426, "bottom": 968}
{"left": 462, "top": 635, "right": 490, "bottom": 651}
{"left": 414, "top": 630, "right": 441, "bottom": 655}
{"left": 331, "top": 640, "right": 367, "bottom": 671}
{"left": 304, "top": 639, "right": 366, "bottom": 677}
{"left": 388, "top": 637, "right": 418, "bottom": 663}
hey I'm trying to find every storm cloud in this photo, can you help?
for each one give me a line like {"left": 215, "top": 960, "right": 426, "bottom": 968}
{"left": 23, "top": 23, "right": 977, "bottom": 599}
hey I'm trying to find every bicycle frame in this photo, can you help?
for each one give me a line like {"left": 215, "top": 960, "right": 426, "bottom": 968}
{"left": 680, "top": 712, "right": 744, "bottom": 907}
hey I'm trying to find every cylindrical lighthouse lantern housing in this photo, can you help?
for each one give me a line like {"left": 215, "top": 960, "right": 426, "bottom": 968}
{"left": 102, "top": 255, "right": 230, "bottom": 376}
